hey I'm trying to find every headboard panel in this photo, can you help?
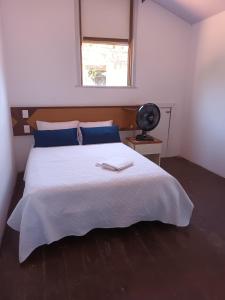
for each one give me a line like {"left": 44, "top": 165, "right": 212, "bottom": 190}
{"left": 11, "top": 106, "right": 139, "bottom": 136}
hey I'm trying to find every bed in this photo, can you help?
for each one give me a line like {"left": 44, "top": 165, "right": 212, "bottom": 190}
{"left": 8, "top": 142, "right": 193, "bottom": 263}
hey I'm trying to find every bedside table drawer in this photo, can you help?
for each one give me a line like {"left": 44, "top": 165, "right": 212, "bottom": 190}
{"left": 125, "top": 137, "right": 162, "bottom": 165}
{"left": 134, "top": 143, "right": 162, "bottom": 155}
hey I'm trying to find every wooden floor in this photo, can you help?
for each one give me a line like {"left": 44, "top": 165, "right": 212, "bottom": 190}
{"left": 1, "top": 157, "right": 225, "bottom": 300}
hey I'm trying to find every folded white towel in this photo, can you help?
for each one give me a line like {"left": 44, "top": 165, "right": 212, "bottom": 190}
{"left": 96, "top": 157, "right": 133, "bottom": 171}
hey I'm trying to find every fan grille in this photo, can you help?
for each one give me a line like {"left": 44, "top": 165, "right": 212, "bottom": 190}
{"left": 136, "top": 103, "right": 161, "bottom": 132}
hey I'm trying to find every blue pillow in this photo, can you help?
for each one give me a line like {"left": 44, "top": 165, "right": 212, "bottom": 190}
{"left": 80, "top": 126, "right": 121, "bottom": 145}
{"left": 34, "top": 128, "right": 79, "bottom": 147}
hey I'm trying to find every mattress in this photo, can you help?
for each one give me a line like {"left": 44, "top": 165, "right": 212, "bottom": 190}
{"left": 8, "top": 143, "right": 193, "bottom": 263}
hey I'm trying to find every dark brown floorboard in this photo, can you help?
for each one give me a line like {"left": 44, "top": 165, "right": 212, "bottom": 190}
{"left": 1, "top": 157, "right": 225, "bottom": 300}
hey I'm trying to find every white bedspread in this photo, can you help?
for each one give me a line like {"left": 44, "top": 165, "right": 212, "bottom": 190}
{"left": 8, "top": 143, "right": 193, "bottom": 263}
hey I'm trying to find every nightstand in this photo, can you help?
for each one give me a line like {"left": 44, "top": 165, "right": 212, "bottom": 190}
{"left": 125, "top": 137, "right": 163, "bottom": 165}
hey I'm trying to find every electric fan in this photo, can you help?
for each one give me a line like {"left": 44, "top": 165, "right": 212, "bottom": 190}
{"left": 136, "top": 103, "right": 161, "bottom": 141}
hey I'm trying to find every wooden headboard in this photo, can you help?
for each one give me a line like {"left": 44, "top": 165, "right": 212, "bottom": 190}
{"left": 11, "top": 106, "right": 140, "bottom": 136}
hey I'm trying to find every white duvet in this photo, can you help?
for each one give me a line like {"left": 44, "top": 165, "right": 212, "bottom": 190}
{"left": 8, "top": 143, "right": 193, "bottom": 263}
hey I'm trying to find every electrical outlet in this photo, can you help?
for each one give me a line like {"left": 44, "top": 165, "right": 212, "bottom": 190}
{"left": 22, "top": 110, "right": 29, "bottom": 119}
{"left": 24, "top": 125, "right": 30, "bottom": 134}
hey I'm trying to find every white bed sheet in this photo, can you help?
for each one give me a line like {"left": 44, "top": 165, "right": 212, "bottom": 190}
{"left": 8, "top": 143, "right": 193, "bottom": 263}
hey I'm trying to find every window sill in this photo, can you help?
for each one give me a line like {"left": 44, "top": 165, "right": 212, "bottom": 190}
{"left": 75, "top": 85, "right": 137, "bottom": 89}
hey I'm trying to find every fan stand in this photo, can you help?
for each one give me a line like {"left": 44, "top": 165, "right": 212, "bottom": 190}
{"left": 136, "top": 130, "right": 154, "bottom": 141}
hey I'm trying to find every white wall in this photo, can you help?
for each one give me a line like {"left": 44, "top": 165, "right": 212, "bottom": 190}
{"left": 1, "top": 0, "right": 192, "bottom": 171}
{"left": 181, "top": 11, "right": 225, "bottom": 178}
{"left": 0, "top": 11, "right": 16, "bottom": 243}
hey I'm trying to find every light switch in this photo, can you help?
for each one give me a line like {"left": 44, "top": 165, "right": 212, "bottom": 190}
{"left": 22, "top": 110, "right": 29, "bottom": 119}
{"left": 24, "top": 125, "right": 30, "bottom": 134}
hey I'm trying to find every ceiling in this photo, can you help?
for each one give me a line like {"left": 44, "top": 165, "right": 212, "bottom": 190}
{"left": 149, "top": 0, "right": 225, "bottom": 24}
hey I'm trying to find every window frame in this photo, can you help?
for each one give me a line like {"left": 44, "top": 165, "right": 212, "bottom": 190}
{"left": 78, "top": 0, "right": 134, "bottom": 87}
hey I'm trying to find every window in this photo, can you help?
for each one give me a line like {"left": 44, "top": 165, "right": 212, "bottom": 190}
{"left": 82, "top": 40, "right": 130, "bottom": 86}
{"left": 79, "top": 0, "right": 134, "bottom": 87}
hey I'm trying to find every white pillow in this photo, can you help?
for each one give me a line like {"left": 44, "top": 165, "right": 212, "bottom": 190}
{"left": 36, "top": 120, "right": 79, "bottom": 130}
{"left": 79, "top": 120, "right": 113, "bottom": 128}
{"left": 78, "top": 120, "right": 113, "bottom": 144}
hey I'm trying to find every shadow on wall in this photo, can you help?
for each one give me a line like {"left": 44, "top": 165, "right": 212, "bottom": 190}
{"left": 185, "top": 54, "right": 225, "bottom": 178}
{"left": 0, "top": 21, "right": 16, "bottom": 244}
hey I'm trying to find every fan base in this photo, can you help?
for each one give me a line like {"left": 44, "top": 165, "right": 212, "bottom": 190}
{"left": 136, "top": 134, "right": 154, "bottom": 141}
